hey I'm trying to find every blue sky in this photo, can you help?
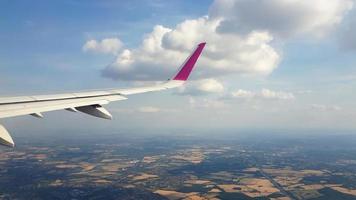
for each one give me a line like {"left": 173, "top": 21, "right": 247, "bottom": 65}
{"left": 0, "top": 0, "right": 209, "bottom": 91}
{"left": 1, "top": 0, "right": 356, "bottom": 135}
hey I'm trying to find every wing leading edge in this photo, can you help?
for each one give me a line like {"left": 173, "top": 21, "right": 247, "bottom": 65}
{"left": 0, "top": 42, "right": 206, "bottom": 147}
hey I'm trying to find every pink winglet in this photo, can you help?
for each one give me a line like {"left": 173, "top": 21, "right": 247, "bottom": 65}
{"left": 173, "top": 42, "right": 206, "bottom": 81}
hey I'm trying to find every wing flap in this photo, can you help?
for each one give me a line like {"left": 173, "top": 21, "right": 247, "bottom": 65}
{"left": 0, "top": 125, "right": 14, "bottom": 147}
{"left": 76, "top": 105, "right": 112, "bottom": 120}
{"left": 0, "top": 95, "right": 127, "bottom": 118}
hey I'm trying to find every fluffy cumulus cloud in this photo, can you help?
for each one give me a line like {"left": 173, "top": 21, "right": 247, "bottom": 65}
{"left": 102, "top": 19, "right": 280, "bottom": 81}
{"left": 178, "top": 78, "right": 225, "bottom": 95}
{"left": 231, "top": 89, "right": 295, "bottom": 100}
{"left": 83, "top": 38, "right": 123, "bottom": 55}
{"left": 211, "top": 0, "right": 353, "bottom": 38}
{"left": 162, "top": 18, "right": 280, "bottom": 75}
{"left": 91, "top": 0, "right": 353, "bottom": 81}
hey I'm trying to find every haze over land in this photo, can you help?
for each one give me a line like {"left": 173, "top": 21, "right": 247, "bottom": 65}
{"left": 2, "top": 132, "right": 356, "bottom": 199}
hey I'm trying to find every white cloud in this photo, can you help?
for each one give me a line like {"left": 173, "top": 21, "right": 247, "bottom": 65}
{"left": 83, "top": 38, "right": 123, "bottom": 55}
{"left": 95, "top": 0, "right": 352, "bottom": 81}
{"left": 196, "top": 79, "right": 224, "bottom": 93}
{"left": 212, "top": 0, "right": 353, "bottom": 38}
{"left": 310, "top": 104, "right": 342, "bottom": 111}
{"left": 231, "top": 89, "right": 255, "bottom": 98}
{"left": 112, "top": 106, "right": 178, "bottom": 114}
{"left": 260, "top": 89, "right": 295, "bottom": 100}
{"left": 137, "top": 106, "right": 161, "bottom": 113}
{"left": 103, "top": 20, "right": 280, "bottom": 80}
{"left": 189, "top": 97, "right": 226, "bottom": 109}
{"left": 230, "top": 89, "right": 295, "bottom": 100}
{"left": 178, "top": 78, "right": 225, "bottom": 95}
{"left": 102, "top": 18, "right": 280, "bottom": 81}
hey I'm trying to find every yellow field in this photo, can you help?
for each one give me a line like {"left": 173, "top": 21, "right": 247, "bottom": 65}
{"left": 132, "top": 173, "right": 158, "bottom": 181}
{"left": 218, "top": 178, "right": 280, "bottom": 197}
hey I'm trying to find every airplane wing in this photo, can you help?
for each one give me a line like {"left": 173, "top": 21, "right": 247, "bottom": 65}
{"left": 0, "top": 42, "right": 206, "bottom": 147}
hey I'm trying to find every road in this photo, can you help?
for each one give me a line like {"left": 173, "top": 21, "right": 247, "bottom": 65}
{"left": 258, "top": 168, "right": 299, "bottom": 200}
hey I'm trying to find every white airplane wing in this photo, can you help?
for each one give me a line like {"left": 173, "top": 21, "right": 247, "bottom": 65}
{"left": 0, "top": 42, "right": 206, "bottom": 147}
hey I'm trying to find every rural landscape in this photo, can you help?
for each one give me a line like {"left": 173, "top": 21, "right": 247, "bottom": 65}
{"left": 1, "top": 131, "right": 356, "bottom": 200}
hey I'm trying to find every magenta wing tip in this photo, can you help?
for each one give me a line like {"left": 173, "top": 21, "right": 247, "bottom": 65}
{"left": 199, "top": 42, "right": 206, "bottom": 46}
{"left": 173, "top": 42, "right": 206, "bottom": 81}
